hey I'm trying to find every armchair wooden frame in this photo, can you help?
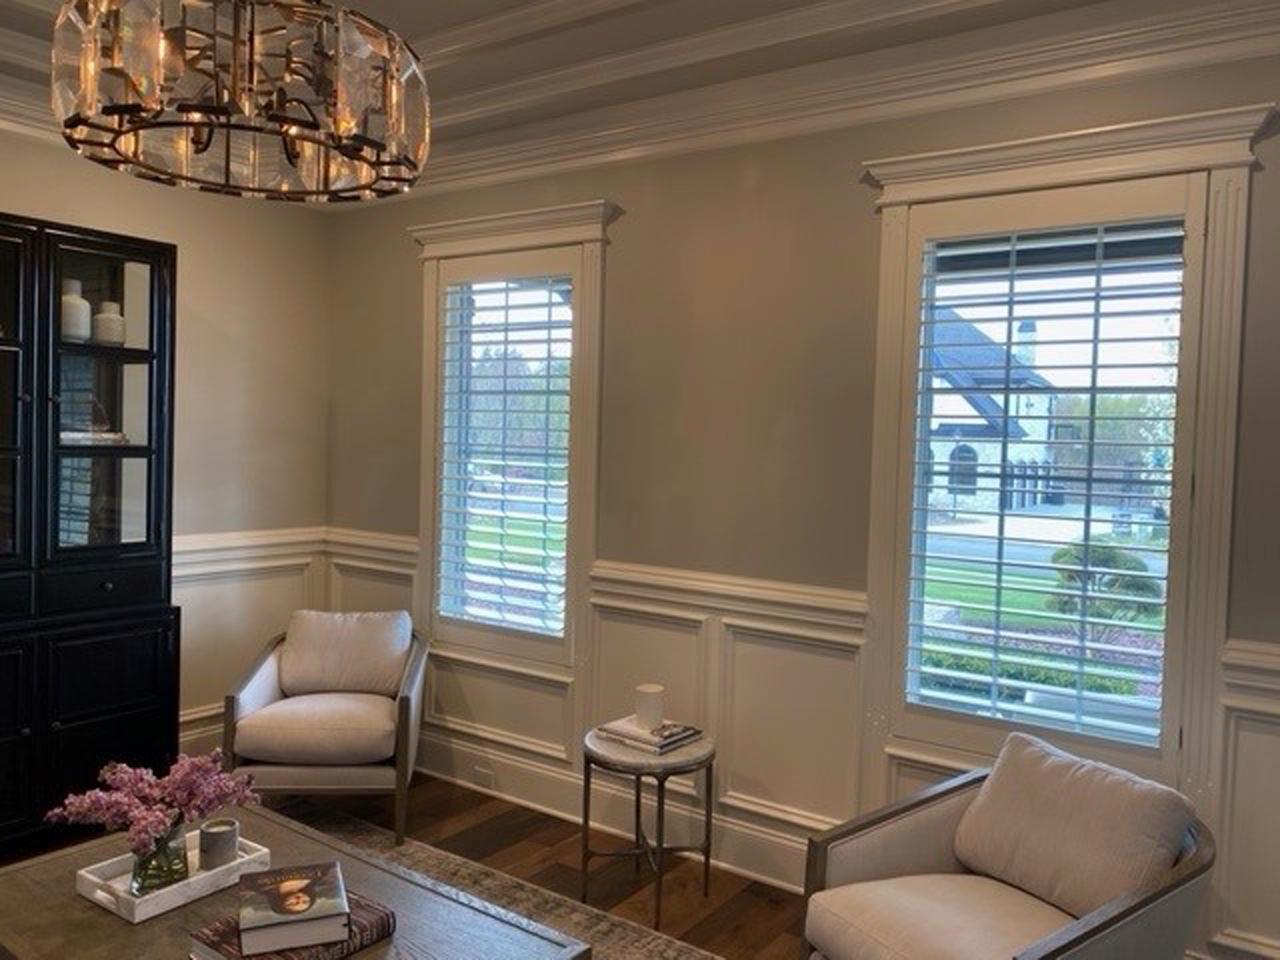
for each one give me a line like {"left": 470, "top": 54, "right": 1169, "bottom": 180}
{"left": 804, "top": 769, "right": 1215, "bottom": 960}
{"left": 223, "top": 630, "right": 429, "bottom": 844}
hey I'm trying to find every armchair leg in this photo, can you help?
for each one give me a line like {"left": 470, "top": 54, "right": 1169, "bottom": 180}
{"left": 394, "top": 781, "right": 408, "bottom": 845}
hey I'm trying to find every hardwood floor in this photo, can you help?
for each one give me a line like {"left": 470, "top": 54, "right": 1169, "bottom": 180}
{"left": 314, "top": 773, "right": 809, "bottom": 960}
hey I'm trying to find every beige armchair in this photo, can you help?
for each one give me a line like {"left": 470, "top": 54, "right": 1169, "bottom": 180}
{"left": 805, "top": 734, "right": 1215, "bottom": 960}
{"left": 223, "top": 610, "right": 428, "bottom": 844}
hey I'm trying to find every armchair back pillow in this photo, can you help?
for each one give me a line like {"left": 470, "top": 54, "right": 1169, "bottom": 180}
{"left": 278, "top": 609, "right": 412, "bottom": 698}
{"left": 954, "top": 732, "right": 1194, "bottom": 917}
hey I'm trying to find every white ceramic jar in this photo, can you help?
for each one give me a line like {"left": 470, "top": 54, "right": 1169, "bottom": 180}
{"left": 92, "top": 300, "right": 127, "bottom": 345}
{"left": 60, "top": 278, "right": 91, "bottom": 342}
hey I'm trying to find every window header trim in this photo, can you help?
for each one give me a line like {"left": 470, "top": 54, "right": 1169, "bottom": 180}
{"left": 863, "top": 103, "right": 1272, "bottom": 208}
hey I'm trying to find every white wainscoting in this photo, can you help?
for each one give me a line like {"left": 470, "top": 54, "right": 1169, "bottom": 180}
{"left": 171, "top": 528, "right": 1280, "bottom": 943}
{"left": 1208, "top": 641, "right": 1280, "bottom": 959}
{"left": 171, "top": 526, "right": 415, "bottom": 755}
{"left": 418, "top": 557, "right": 867, "bottom": 889}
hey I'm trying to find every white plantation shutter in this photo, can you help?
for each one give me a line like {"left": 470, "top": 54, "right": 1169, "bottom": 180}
{"left": 438, "top": 274, "right": 573, "bottom": 636}
{"left": 906, "top": 219, "right": 1185, "bottom": 746}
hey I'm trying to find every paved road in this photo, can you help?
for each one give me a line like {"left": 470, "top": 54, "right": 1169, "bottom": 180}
{"left": 921, "top": 531, "right": 1169, "bottom": 579}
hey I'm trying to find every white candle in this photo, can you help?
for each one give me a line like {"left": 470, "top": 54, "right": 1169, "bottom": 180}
{"left": 635, "top": 683, "right": 665, "bottom": 731}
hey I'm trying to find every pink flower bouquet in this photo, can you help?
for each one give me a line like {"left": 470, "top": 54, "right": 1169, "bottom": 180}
{"left": 47, "top": 749, "right": 258, "bottom": 857}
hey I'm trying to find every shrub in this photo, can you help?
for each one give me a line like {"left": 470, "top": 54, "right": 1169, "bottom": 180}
{"left": 1044, "top": 542, "right": 1162, "bottom": 643}
{"left": 921, "top": 649, "right": 1137, "bottom": 698}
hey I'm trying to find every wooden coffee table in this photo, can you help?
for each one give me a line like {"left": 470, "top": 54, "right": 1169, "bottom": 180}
{"left": 0, "top": 807, "right": 589, "bottom": 960}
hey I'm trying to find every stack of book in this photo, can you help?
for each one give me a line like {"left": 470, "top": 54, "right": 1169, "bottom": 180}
{"left": 596, "top": 715, "right": 703, "bottom": 754}
{"left": 189, "top": 862, "right": 395, "bottom": 959}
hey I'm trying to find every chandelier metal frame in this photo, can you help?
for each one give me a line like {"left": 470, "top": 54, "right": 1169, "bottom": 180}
{"left": 53, "top": 0, "right": 430, "bottom": 203}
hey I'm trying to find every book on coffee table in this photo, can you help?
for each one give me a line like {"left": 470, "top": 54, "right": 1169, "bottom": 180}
{"left": 238, "top": 862, "right": 349, "bottom": 955}
{"left": 190, "top": 890, "right": 395, "bottom": 960}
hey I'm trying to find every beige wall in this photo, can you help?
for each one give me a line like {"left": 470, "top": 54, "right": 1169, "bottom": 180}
{"left": 325, "top": 55, "right": 1280, "bottom": 639}
{"left": 0, "top": 132, "right": 332, "bottom": 535}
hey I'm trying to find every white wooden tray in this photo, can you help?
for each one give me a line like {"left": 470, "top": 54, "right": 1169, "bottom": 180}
{"left": 75, "top": 829, "right": 270, "bottom": 924}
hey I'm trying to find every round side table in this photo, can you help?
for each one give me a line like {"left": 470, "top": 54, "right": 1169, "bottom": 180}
{"left": 580, "top": 729, "right": 715, "bottom": 930}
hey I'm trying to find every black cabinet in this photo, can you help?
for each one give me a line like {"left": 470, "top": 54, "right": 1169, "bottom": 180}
{"left": 0, "top": 213, "right": 177, "bottom": 853}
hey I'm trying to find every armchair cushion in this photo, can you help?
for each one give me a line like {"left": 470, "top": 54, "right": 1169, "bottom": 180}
{"left": 279, "top": 610, "right": 412, "bottom": 697}
{"left": 806, "top": 873, "right": 1072, "bottom": 960}
{"left": 954, "top": 733, "right": 1194, "bottom": 917}
{"left": 233, "top": 692, "right": 397, "bottom": 765}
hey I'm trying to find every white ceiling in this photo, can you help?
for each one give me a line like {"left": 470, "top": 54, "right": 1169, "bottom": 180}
{"left": 1, "top": 0, "right": 1277, "bottom": 198}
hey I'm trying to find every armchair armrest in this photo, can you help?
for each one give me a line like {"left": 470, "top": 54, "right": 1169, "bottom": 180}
{"left": 394, "top": 632, "right": 429, "bottom": 790}
{"left": 805, "top": 768, "right": 987, "bottom": 896}
{"left": 222, "top": 633, "right": 286, "bottom": 767}
{"left": 1016, "top": 819, "right": 1216, "bottom": 960}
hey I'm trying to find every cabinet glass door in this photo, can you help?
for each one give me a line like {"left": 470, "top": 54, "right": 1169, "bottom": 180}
{"left": 0, "top": 225, "right": 32, "bottom": 563}
{"left": 51, "top": 244, "right": 157, "bottom": 553}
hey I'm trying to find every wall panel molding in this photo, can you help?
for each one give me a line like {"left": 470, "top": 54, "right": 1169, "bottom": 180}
{"left": 1211, "top": 697, "right": 1280, "bottom": 957}
{"left": 591, "top": 559, "right": 866, "bottom": 637}
{"left": 425, "top": 646, "right": 576, "bottom": 764}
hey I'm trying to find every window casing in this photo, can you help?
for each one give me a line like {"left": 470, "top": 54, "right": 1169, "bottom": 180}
{"left": 419, "top": 235, "right": 605, "bottom": 659}
{"left": 876, "top": 174, "right": 1207, "bottom": 772}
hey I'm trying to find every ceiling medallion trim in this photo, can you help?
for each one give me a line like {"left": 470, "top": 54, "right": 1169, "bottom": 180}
{"left": 52, "top": 0, "right": 430, "bottom": 203}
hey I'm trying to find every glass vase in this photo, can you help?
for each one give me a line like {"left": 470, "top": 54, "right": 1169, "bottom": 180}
{"left": 129, "top": 823, "right": 189, "bottom": 896}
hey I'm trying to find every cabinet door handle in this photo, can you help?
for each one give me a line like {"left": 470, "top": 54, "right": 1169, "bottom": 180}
{"left": 100, "top": 579, "right": 115, "bottom": 593}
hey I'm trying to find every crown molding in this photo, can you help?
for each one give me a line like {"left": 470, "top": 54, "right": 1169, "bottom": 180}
{"left": 412, "top": 0, "right": 655, "bottom": 68}
{"left": 435, "top": 0, "right": 1007, "bottom": 130}
{"left": 0, "top": 77, "right": 54, "bottom": 142}
{"left": 4, "top": 0, "right": 1280, "bottom": 209}
{"left": 0, "top": 26, "right": 48, "bottom": 75}
{"left": 409, "top": 200, "right": 623, "bottom": 260}
{"left": 400, "top": 0, "right": 1280, "bottom": 199}
{"left": 5, "top": 0, "right": 59, "bottom": 17}
{"left": 864, "top": 102, "right": 1275, "bottom": 206}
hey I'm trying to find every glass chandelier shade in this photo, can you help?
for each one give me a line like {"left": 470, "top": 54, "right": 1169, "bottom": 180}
{"left": 52, "top": 0, "right": 430, "bottom": 202}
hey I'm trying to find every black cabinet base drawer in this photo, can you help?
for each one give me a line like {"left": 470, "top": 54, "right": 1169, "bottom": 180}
{"left": 38, "top": 564, "right": 163, "bottom": 614}
{"left": 0, "top": 574, "right": 33, "bottom": 617}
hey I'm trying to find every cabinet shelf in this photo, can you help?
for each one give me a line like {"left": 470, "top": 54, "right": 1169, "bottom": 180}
{"left": 56, "top": 443, "right": 152, "bottom": 457}
{"left": 58, "top": 342, "right": 152, "bottom": 363}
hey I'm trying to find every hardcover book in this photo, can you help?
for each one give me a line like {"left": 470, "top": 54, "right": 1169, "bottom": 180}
{"left": 190, "top": 890, "right": 395, "bottom": 960}
{"left": 237, "top": 862, "right": 349, "bottom": 955}
{"left": 599, "top": 715, "right": 702, "bottom": 753}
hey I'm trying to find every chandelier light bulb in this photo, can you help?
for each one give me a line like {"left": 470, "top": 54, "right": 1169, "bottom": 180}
{"left": 52, "top": 0, "right": 431, "bottom": 202}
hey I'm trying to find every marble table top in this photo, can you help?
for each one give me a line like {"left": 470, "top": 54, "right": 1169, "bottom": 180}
{"left": 584, "top": 729, "right": 715, "bottom": 774}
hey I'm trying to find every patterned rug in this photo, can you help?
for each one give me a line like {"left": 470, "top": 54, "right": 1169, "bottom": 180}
{"left": 285, "top": 803, "right": 721, "bottom": 960}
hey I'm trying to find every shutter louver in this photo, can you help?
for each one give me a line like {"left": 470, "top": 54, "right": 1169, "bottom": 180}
{"left": 438, "top": 275, "right": 573, "bottom": 637}
{"left": 906, "top": 220, "right": 1185, "bottom": 746}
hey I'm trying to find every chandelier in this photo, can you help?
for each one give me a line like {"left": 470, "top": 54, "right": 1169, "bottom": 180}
{"left": 51, "top": 0, "right": 430, "bottom": 202}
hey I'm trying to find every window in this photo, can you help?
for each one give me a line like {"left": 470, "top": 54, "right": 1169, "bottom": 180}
{"left": 437, "top": 274, "right": 573, "bottom": 636}
{"left": 906, "top": 219, "right": 1185, "bottom": 747}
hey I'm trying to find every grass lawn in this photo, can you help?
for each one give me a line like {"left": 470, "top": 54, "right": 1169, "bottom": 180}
{"left": 921, "top": 560, "right": 1164, "bottom": 633}
{"left": 462, "top": 516, "right": 565, "bottom": 568}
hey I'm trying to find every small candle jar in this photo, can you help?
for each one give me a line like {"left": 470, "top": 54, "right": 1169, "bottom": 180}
{"left": 198, "top": 817, "right": 240, "bottom": 871}
{"left": 635, "top": 683, "right": 665, "bottom": 732}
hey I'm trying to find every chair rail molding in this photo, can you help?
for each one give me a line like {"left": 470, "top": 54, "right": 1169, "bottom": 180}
{"left": 859, "top": 105, "right": 1274, "bottom": 957}
{"left": 590, "top": 559, "right": 867, "bottom": 637}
